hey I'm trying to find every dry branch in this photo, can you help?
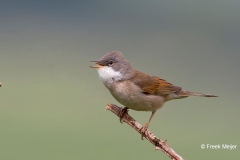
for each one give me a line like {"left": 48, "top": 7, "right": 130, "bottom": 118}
{"left": 106, "top": 104, "right": 184, "bottom": 160}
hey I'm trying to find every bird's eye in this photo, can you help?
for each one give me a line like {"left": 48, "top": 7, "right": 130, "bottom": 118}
{"left": 108, "top": 60, "right": 114, "bottom": 66}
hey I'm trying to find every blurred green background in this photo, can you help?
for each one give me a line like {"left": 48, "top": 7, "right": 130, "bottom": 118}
{"left": 0, "top": 1, "right": 239, "bottom": 159}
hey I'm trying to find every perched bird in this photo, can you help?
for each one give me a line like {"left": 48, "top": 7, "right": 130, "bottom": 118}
{"left": 90, "top": 51, "right": 217, "bottom": 139}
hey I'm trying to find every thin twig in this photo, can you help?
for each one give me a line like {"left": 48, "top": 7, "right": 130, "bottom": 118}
{"left": 106, "top": 104, "right": 184, "bottom": 160}
{"left": 0, "top": 82, "right": 1, "bottom": 87}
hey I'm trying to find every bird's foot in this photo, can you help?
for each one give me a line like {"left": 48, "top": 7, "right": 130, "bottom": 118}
{"left": 139, "top": 124, "right": 149, "bottom": 140}
{"left": 118, "top": 107, "right": 129, "bottom": 123}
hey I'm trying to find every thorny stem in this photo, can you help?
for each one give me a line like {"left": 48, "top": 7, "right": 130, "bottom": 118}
{"left": 105, "top": 104, "right": 184, "bottom": 160}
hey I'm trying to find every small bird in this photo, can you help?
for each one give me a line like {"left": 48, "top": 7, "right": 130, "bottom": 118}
{"left": 90, "top": 51, "right": 217, "bottom": 139}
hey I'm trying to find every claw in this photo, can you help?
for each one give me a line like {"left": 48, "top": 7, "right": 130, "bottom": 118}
{"left": 118, "top": 107, "right": 129, "bottom": 123}
{"left": 139, "top": 124, "right": 148, "bottom": 140}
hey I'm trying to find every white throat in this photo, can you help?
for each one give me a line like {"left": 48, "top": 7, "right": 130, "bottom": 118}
{"left": 97, "top": 66, "right": 123, "bottom": 85}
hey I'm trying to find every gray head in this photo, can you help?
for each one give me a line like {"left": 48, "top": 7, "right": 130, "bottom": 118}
{"left": 91, "top": 51, "right": 134, "bottom": 84}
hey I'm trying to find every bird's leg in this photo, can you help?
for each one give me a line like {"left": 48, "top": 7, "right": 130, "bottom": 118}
{"left": 139, "top": 110, "right": 156, "bottom": 140}
{"left": 118, "top": 107, "right": 129, "bottom": 123}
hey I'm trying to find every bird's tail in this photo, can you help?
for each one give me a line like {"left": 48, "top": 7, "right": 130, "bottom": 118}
{"left": 179, "top": 90, "right": 218, "bottom": 97}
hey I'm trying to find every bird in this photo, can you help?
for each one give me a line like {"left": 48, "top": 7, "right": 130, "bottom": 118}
{"left": 90, "top": 51, "right": 217, "bottom": 139}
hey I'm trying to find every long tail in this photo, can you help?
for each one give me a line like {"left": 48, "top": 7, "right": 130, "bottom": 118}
{"left": 179, "top": 90, "right": 218, "bottom": 97}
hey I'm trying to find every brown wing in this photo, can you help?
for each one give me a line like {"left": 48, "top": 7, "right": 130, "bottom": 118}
{"left": 130, "top": 71, "right": 182, "bottom": 96}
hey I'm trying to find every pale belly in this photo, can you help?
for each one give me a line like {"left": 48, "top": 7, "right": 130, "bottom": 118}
{"left": 107, "top": 81, "right": 165, "bottom": 111}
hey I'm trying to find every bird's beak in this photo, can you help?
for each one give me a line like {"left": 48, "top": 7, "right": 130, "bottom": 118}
{"left": 90, "top": 61, "right": 104, "bottom": 69}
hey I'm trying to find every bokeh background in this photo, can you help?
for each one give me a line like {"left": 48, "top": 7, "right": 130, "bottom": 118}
{"left": 0, "top": 1, "right": 240, "bottom": 159}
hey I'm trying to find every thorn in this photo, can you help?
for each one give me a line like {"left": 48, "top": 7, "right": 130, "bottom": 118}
{"left": 162, "top": 139, "right": 167, "bottom": 145}
{"left": 155, "top": 146, "right": 161, "bottom": 151}
{"left": 105, "top": 104, "right": 111, "bottom": 111}
{"left": 161, "top": 140, "right": 167, "bottom": 145}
